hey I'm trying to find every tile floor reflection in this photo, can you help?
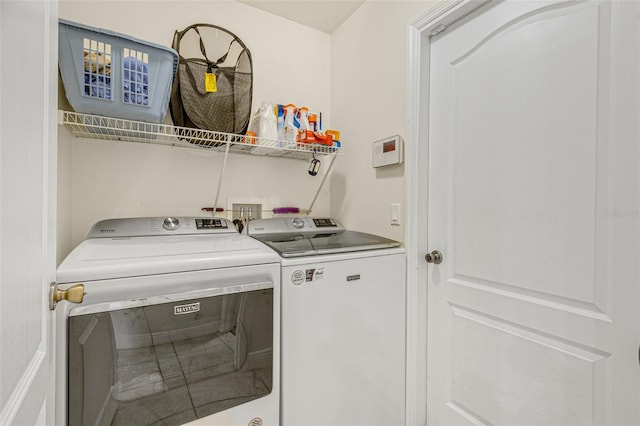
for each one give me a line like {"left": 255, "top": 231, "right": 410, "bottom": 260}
{"left": 111, "top": 331, "right": 272, "bottom": 426}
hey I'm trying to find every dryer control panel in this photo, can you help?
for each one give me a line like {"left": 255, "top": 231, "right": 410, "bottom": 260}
{"left": 88, "top": 217, "right": 235, "bottom": 238}
{"left": 195, "top": 218, "right": 228, "bottom": 229}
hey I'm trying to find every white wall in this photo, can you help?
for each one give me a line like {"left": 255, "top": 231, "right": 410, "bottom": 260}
{"left": 57, "top": 0, "right": 332, "bottom": 256}
{"left": 330, "top": 1, "right": 437, "bottom": 243}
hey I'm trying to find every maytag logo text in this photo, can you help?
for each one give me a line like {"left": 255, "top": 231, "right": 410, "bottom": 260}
{"left": 174, "top": 302, "right": 200, "bottom": 315}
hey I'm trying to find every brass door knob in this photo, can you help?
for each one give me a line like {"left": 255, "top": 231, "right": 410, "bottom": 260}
{"left": 425, "top": 250, "right": 443, "bottom": 264}
{"left": 49, "top": 282, "right": 86, "bottom": 310}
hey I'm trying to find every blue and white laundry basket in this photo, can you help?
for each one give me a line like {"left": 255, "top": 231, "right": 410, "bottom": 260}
{"left": 59, "top": 19, "right": 178, "bottom": 123}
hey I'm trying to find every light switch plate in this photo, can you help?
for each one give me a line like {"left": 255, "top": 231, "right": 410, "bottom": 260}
{"left": 391, "top": 203, "right": 400, "bottom": 226}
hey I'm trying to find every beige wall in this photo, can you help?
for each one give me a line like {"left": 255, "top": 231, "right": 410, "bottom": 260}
{"left": 57, "top": 0, "right": 332, "bottom": 258}
{"left": 330, "top": 1, "right": 437, "bottom": 243}
{"left": 57, "top": 0, "right": 439, "bottom": 260}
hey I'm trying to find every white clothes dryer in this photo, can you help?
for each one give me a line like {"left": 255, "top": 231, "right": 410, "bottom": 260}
{"left": 248, "top": 217, "right": 406, "bottom": 426}
{"left": 55, "top": 217, "right": 280, "bottom": 426}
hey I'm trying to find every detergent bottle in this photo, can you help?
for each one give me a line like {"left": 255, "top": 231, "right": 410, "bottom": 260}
{"left": 258, "top": 101, "right": 278, "bottom": 141}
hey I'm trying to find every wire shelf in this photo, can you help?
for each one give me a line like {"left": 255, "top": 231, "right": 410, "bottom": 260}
{"left": 58, "top": 110, "right": 341, "bottom": 161}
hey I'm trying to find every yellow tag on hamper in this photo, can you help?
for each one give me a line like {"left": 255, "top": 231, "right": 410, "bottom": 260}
{"left": 205, "top": 73, "right": 217, "bottom": 93}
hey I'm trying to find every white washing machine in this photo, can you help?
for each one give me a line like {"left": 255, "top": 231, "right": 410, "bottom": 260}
{"left": 55, "top": 217, "right": 280, "bottom": 426}
{"left": 247, "top": 217, "right": 406, "bottom": 426}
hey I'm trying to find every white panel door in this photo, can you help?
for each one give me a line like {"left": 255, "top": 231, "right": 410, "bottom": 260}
{"left": 0, "top": 1, "right": 57, "bottom": 425}
{"left": 426, "top": 1, "right": 639, "bottom": 425}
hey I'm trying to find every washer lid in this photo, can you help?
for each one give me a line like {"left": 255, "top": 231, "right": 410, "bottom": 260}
{"left": 252, "top": 230, "right": 402, "bottom": 258}
{"left": 57, "top": 232, "right": 279, "bottom": 283}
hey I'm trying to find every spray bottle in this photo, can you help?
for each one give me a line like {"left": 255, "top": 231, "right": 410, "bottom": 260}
{"left": 297, "top": 106, "right": 313, "bottom": 142}
{"left": 283, "top": 104, "right": 298, "bottom": 148}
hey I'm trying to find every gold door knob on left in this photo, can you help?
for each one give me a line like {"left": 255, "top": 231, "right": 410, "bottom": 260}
{"left": 49, "top": 282, "right": 86, "bottom": 310}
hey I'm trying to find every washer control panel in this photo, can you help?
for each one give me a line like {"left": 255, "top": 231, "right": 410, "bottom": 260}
{"left": 248, "top": 217, "right": 344, "bottom": 236}
{"left": 312, "top": 218, "right": 338, "bottom": 228}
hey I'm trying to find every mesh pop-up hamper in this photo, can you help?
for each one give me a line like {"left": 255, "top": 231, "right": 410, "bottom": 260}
{"left": 59, "top": 19, "right": 178, "bottom": 124}
{"left": 170, "top": 23, "right": 253, "bottom": 135}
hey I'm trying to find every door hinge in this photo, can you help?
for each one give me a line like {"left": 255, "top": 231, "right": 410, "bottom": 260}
{"left": 430, "top": 24, "right": 447, "bottom": 37}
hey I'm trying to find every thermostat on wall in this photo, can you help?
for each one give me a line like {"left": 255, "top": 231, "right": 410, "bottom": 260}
{"left": 373, "top": 135, "right": 403, "bottom": 168}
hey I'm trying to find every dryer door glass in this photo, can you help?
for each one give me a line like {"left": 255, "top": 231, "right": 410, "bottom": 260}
{"left": 67, "top": 288, "right": 273, "bottom": 426}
